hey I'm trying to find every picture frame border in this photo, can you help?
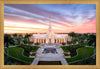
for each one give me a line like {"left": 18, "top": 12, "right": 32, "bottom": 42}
{"left": 0, "top": 0, "right": 100, "bottom": 69}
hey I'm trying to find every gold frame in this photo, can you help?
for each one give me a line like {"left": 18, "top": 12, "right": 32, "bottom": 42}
{"left": 0, "top": 0, "right": 100, "bottom": 69}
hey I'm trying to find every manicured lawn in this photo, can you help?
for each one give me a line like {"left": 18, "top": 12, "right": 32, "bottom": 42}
{"left": 4, "top": 55, "right": 29, "bottom": 65}
{"left": 61, "top": 46, "right": 69, "bottom": 52}
{"left": 18, "top": 45, "right": 39, "bottom": 57}
{"left": 61, "top": 45, "right": 84, "bottom": 57}
{"left": 5, "top": 47, "right": 34, "bottom": 63}
{"left": 69, "top": 57, "right": 96, "bottom": 65}
{"left": 31, "top": 46, "right": 39, "bottom": 52}
{"left": 66, "top": 47, "right": 94, "bottom": 63}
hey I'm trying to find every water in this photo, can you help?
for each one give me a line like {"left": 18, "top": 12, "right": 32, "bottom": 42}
{"left": 42, "top": 48, "right": 57, "bottom": 54}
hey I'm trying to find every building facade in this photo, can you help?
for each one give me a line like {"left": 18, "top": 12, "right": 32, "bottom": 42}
{"left": 30, "top": 17, "right": 72, "bottom": 44}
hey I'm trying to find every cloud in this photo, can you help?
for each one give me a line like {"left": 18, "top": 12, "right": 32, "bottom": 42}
{"left": 4, "top": 4, "right": 96, "bottom": 33}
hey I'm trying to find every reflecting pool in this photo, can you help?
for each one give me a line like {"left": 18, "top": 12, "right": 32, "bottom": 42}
{"left": 42, "top": 48, "right": 57, "bottom": 54}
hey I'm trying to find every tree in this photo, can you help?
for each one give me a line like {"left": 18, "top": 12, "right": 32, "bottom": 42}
{"left": 72, "top": 38, "right": 78, "bottom": 44}
{"left": 15, "top": 37, "right": 22, "bottom": 44}
{"left": 68, "top": 32, "right": 76, "bottom": 37}
{"left": 62, "top": 42, "right": 66, "bottom": 45}
{"left": 13, "top": 33, "right": 17, "bottom": 37}
{"left": 83, "top": 33, "right": 88, "bottom": 38}
{"left": 24, "top": 34, "right": 32, "bottom": 45}
{"left": 19, "top": 34, "right": 23, "bottom": 37}
{"left": 13, "top": 34, "right": 23, "bottom": 45}
{"left": 4, "top": 34, "right": 14, "bottom": 55}
{"left": 88, "top": 34, "right": 96, "bottom": 46}
{"left": 67, "top": 41, "right": 71, "bottom": 44}
{"left": 68, "top": 32, "right": 77, "bottom": 43}
{"left": 79, "top": 36, "right": 85, "bottom": 46}
{"left": 23, "top": 38, "right": 27, "bottom": 44}
{"left": 12, "top": 34, "right": 17, "bottom": 44}
{"left": 88, "top": 34, "right": 96, "bottom": 59}
{"left": 35, "top": 42, "right": 40, "bottom": 45}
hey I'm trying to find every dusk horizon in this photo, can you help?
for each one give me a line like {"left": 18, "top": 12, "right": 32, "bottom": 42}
{"left": 4, "top": 4, "right": 96, "bottom": 34}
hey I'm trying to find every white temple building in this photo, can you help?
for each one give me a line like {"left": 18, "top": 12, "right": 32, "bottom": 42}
{"left": 30, "top": 17, "right": 72, "bottom": 44}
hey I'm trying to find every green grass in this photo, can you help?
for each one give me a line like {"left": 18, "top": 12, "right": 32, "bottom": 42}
{"left": 31, "top": 47, "right": 39, "bottom": 52}
{"left": 18, "top": 45, "right": 39, "bottom": 57}
{"left": 5, "top": 47, "right": 34, "bottom": 63}
{"left": 66, "top": 47, "right": 94, "bottom": 63}
{"left": 69, "top": 57, "right": 96, "bottom": 65}
{"left": 61, "top": 47, "right": 69, "bottom": 52}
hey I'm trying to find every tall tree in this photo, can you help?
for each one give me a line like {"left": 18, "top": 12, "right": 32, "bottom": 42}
{"left": 19, "top": 34, "right": 23, "bottom": 38}
{"left": 12, "top": 33, "right": 17, "bottom": 44}
{"left": 15, "top": 37, "right": 22, "bottom": 44}
{"left": 88, "top": 34, "right": 96, "bottom": 59}
{"left": 24, "top": 34, "right": 32, "bottom": 44}
{"left": 4, "top": 34, "right": 14, "bottom": 55}
{"left": 68, "top": 32, "right": 76, "bottom": 43}
{"left": 68, "top": 32, "right": 76, "bottom": 37}
{"left": 88, "top": 34, "right": 96, "bottom": 46}
{"left": 13, "top": 33, "right": 17, "bottom": 38}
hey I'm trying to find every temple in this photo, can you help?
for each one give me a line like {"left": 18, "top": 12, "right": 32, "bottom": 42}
{"left": 30, "top": 16, "right": 72, "bottom": 44}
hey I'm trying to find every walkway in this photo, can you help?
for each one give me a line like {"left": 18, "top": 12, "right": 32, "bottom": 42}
{"left": 31, "top": 45, "right": 68, "bottom": 65}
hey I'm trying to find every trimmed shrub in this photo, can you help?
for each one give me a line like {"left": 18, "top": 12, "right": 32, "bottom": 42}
{"left": 35, "top": 42, "right": 40, "bottom": 45}
{"left": 62, "top": 42, "right": 66, "bottom": 45}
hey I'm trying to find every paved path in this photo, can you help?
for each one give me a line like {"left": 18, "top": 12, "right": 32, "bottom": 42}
{"left": 31, "top": 45, "right": 68, "bottom": 65}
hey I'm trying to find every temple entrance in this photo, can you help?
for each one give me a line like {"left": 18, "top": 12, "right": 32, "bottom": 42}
{"left": 49, "top": 38, "right": 51, "bottom": 44}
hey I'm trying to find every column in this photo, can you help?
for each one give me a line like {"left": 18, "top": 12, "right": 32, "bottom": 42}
{"left": 57, "top": 39, "right": 58, "bottom": 43}
{"left": 58, "top": 39, "right": 59, "bottom": 43}
{"left": 41, "top": 39, "right": 42, "bottom": 43}
{"left": 64, "top": 38, "right": 66, "bottom": 43}
{"left": 46, "top": 38, "right": 48, "bottom": 43}
{"left": 44, "top": 39, "right": 45, "bottom": 43}
{"left": 42, "top": 38, "right": 43, "bottom": 43}
{"left": 61, "top": 39, "right": 62, "bottom": 43}
{"left": 56, "top": 39, "right": 57, "bottom": 43}
{"left": 37, "top": 39, "right": 39, "bottom": 43}
{"left": 62, "top": 39, "right": 64, "bottom": 43}
{"left": 45, "top": 39, "right": 46, "bottom": 43}
{"left": 66, "top": 38, "right": 67, "bottom": 44}
{"left": 40, "top": 39, "right": 41, "bottom": 43}
{"left": 34, "top": 39, "right": 36, "bottom": 43}
{"left": 38, "top": 39, "right": 39, "bottom": 43}
{"left": 60, "top": 39, "right": 61, "bottom": 44}
{"left": 34, "top": 39, "right": 35, "bottom": 43}
{"left": 41, "top": 39, "right": 43, "bottom": 43}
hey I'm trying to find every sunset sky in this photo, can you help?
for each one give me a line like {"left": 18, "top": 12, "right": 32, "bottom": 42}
{"left": 4, "top": 4, "right": 96, "bottom": 33}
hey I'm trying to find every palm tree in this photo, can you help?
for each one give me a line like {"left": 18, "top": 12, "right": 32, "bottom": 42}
{"left": 4, "top": 34, "right": 14, "bottom": 55}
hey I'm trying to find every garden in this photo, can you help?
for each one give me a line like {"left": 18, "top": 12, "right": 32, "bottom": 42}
{"left": 61, "top": 46, "right": 94, "bottom": 64}
{"left": 5, "top": 47, "right": 34, "bottom": 63}
{"left": 18, "top": 45, "right": 39, "bottom": 57}
{"left": 5, "top": 45, "right": 39, "bottom": 63}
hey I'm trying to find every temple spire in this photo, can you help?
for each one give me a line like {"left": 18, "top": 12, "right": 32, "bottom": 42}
{"left": 49, "top": 16, "right": 51, "bottom": 29}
